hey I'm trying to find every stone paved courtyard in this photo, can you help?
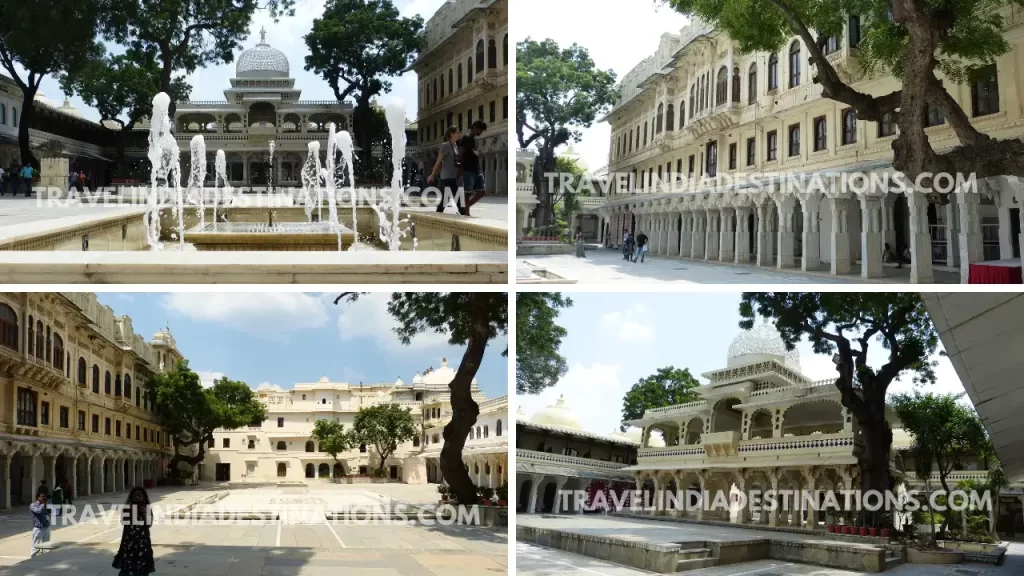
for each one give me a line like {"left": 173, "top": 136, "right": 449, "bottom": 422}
{"left": 517, "top": 248, "right": 961, "bottom": 284}
{"left": 0, "top": 484, "right": 507, "bottom": 575}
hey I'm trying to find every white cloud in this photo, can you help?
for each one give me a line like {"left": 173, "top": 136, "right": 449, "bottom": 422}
{"left": 517, "top": 363, "right": 628, "bottom": 436}
{"left": 335, "top": 293, "right": 450, "bottom": 350}
{"left": 196, "top": 370, "right": 226, "bottom": 388}
{"left": 601, "top": 304, "right": 654, "bottom": 342}
{"left": 161, "top": 293, "right": 328, "bottom": 336}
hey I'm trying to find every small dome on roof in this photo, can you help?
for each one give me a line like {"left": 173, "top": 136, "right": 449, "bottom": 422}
{"left": 531, "top": 395, "right": 582, "bottom": 431}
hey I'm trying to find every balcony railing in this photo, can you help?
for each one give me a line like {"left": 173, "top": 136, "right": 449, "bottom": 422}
{"left": 517, "top": 449, "right": 629, "bottom": 470}
{"left": 638, "top": 431, "right": 855, "bottom": 459}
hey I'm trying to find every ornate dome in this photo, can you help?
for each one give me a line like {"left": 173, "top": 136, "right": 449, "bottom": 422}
{"left": 531, "top": 395, "right": 582, "bottom": 431}
{"left": 236, "top": 28, "right": 290, "bottom": 78}
{"left": 727, "top": 320, "right": 800, "bottom": 370}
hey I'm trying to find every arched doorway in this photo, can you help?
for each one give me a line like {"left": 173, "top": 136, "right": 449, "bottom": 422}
{"left": 518, "top": 480, "right": 533, "bottom": 512}
{"left": 540, "top": 481, "right": 557, "bottom": 513}
{"left": 277, "top": 463, "right": 287, "bottom": 478}
{"left": 711, "top": 398, "right": 743, "bottom": 433}
{"left": 318, "top": 463, "right": 330, "bottom": 478}
{"left": 304, "top": 463, "right": 314, "bottom": 478}
{"left": 9, "top": 453, "right": 31, "bottom": 505}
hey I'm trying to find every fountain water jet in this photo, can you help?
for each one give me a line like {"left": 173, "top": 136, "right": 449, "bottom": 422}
{"left": 146, "top": 92, "right": 184, "bottom": 249}
{"left": 324, "top": 123, "right": 341, "bottom": 251}
{"left": 301, "top": 142, "right": 324, "bottom": 224}
{"left": 335, "top": 130, "right": 358, "bottom": 248}
{"left": 213, "top": 150, "right": 231, "bottom": 224}
{"left": 187, "top": 135, "right": 207, "bottom": 228}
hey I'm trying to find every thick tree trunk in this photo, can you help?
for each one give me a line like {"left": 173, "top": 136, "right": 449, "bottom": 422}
{"left": 167, "top": 434, "right": 209, "bottom": 473}
{"left": 855, "top": 412, "right": 893, "bottom": 527}
{"left": 353, "top": 94, "right": 374, "bottom": 163}
{"left": 18, "top": 89, "right": 38, "bottom": 168}
{"left": 439, "top": 295, "right": 488, "bottom": 506}
{"left": 532, "top": 146, "right": 555, "bottom": 228}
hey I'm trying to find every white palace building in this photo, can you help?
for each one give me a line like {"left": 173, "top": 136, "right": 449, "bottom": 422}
{"left": 619, "top": 321, "right": 1024, "bottom": 531}
{"left": 591, "top": 10, "right": 1024, "bottom": 283}
{"left": 131, "top": 28, "right": 353, "bottom": 188}
{"left": 203, "top": 358, "right": 508, "bottom": 489}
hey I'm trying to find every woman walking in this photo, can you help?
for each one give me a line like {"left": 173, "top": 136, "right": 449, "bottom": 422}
{"left": 574, "top": 226, "right": 586, "bottom": 258}
{"left": 426, "top": 126, "right": 464, "bottom": 215}
{"left": 113, "top": 487, "right": 155, "bottom": 576}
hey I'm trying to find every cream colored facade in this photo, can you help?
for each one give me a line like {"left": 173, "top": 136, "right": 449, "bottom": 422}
{"left": 420, "top": 394, "right": 507, "bottom": 489}
{"left": 407, "top": 0, "right": 509, "bottom": 195}
{"left": 202, "top": 358, "right": 505, "bottom": 485}
{"left": 516, "top": 397, "right": 639, "bottom": 514}
{"left": 0, "top": 293, "right": 177, "bottom": 508}
{"left": 595, "top": 11, "right": 1024, "bottom": 282}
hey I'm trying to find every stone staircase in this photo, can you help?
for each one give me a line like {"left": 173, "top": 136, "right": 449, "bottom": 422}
{"left": 673, "top": 542, "right": 718, "bottom": 571}
{"left": 883, "top": 546, "right": 905, "bottom": 570}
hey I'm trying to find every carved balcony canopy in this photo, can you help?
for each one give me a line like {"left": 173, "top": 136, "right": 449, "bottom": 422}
{"left": 701, "top": 430, "right": 741, "bottom": 457}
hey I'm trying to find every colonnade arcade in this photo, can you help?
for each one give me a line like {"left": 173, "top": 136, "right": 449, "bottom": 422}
{"left": 632, "top": 464, "right": 860, "bottom": 529}
{"left": 596, "top": 174, "right": 1024, "bottom": 283}
{"left": 425, "top": 453, "right": 506, "bottom": 489}
{"left": 0, "top": 439, "right": 163, "bottom": 508}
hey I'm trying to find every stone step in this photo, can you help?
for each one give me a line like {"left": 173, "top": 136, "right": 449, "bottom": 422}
{"left": 675, "top": 557, "right": 718, "bottom": 571}
{"left": 883, "top": 552, "right": 905, "bottom": 571}
{"left": 677, "top": 547, "right": 713, "bottom": 560}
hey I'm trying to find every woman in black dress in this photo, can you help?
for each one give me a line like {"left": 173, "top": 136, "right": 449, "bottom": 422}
{"left": 114, "top": 487, "right": 155, "bottom": 576}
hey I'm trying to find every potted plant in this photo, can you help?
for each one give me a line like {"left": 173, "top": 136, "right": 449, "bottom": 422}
{"left": 478, "top": 486, "right": 495, "bottom": 506}
{"left": 437, "top": 484, "right": 449, "bottom": 502}
{"left": 496, "top": 483, "right": 508, "bottom": 507}
{"left": 869, "top": 526, "right": 878, "bottom": 537}
{"left": 859, "top": 524, "right": 869, "bottom": 537}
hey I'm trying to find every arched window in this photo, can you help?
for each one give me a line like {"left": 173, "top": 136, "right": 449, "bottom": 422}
{"left": 448, "top": 68, "right": 453, "bottom": 93}
{"left": 105, "top": 371, "right": 111, "bottom": 394}
{"left": 276, "top": 441, "right": 286, "bottom": 450}
{"left": 305, "top": 463, "right": 315, "bottom": 478}
{"left": 503, "top": 34, "right": 508, "bottom": 66}
{"left": 642, "top": 121, "right": 647, "bottom": 146}
{"left": 412, "top": 436, "right": 419, "bottom": 447}
{"left": 0, "top": 304, "right": 17, "bottom": 351}
{"left": 748, "top": 64, "right": 758, "bottom": 104}
{"left": 679, "top": 100, "right": 685, "bottom": 128}
{"left": 496, "top": 419, "right": 502, "bottom": 436}
{"left": 136, "top": 388, "right": 141, "bottom": 407}
{"left": 665, "top": 104, "right": 675, "bottom": 132}
{"left": 77, "top": 357, "right": 86, "bottom": 385}
{"left": 45, "top": 325, "right": 51, "bottom": 363}
{"left": 842, "top": 108, "right": 858, "bottom": 144}
{"left": 475, "top": 40, "right": 485, "bottom": 73}
{"left": 432, "top": 78, "right": 437, "bottom": 102}
{"left": 789, "top": 41, "right": 801, "bottom": 87}
{"left": 656, "top": 103, "right": 664, "bottom": 133}
{"left": 321, "top": 398, "right": 327, "bottom": 405}
{"left": 359, "top": 443, "right": 367, "bottom": 453}
{"left": 716, "top": 66, "right": 728, "bottom": 106}
{"left": 92, "top": 365, "right": 99, "bottom": 393}
{"left": 305, "top": 441, "right": 314, "bottom": 452}
{"left": 115, "top": 374, "right": 122, "bottom": 396}
{"left": 475, "top": 426, "right": 482, "bottom": 438}
{"left": 457, "top": 63, "right": 463, "bottom": 89}
{"left": 732, "top": 67, "right": 740, "bottom": 102}
{"left": 124, "top": 375, "right": 131, "bottom": 398}
{"left": 432, "top": 434, "right": 440, "bottom": 443}
{"left": 467, "top": 57, "right": 473, "bottom": 83}
{"left": 768, "top": 53, "right": 779, "bottom": 90}
{"left": 248, "top": 439, "right": 255, "bottom": 449}
{"left": 689, "top": 85, "right": 695, "bottom": 119}
{"left": 0, "top": 103, "right": 5, "bottom": 125}
{"left": 27, "top": 316, "right": 33, "bottom": 355}
{"left": 483, "top": 425, "right": 489, "bottom": 438}
{"left": 439, "top": 73, "right": 444, "bottom": 97}
{"left": 488, "top": 39, "right": 497, "bottom": 68}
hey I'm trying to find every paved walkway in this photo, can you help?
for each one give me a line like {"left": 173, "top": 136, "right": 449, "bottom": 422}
{"left": 0, "top": 485, "right": 507, "bottom": 575}
{"left": 518, "top": 248, "right": 961, "bottom": 284}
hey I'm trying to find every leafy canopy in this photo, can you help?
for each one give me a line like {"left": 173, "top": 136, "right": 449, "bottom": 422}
{"left": 667, "top": 0, "right": 1017, "bottom": 84}
{"left": 387, "top": 293, "right": 508, "bottom": 354}
{"left": 304, "top": 0, "right": 424, "bottom": 103}
{"left": 891, "top": 391, "right": 987, "bottom": 481}
{"left": 353, "top": 403, "right": 418, "bottom": 473}
{"left": 621, "top": 367, "right": 702, "bottom": 431}
{"left": 311, "top": 419, "right": 356, "bottom": 466}
{"left": 516, "top": 38, "right": 618, "bottom": 151}
{"left": 148, "top": 360, "right": 266, "bottom": 452}
{"left": 516, "top": 293, "right": 572, "bottom": 395}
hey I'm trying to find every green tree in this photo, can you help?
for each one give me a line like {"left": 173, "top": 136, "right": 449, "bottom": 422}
{"left": 60, "top": 49, "right": 192, "bottom": 167}
{"left": 555, "top": 156, "right": 587, "bottom": 237}
{"left": 739, "top": 293, "right": 939, "bottom": 503}
{"left": 891, "top": 391, "right": 987, "bottom": 536}
{"left": 516, "top": 293, "right": 572, "bottom": 394}
{"left": 621, "top": 367, "right": 701, "bottom": 432}
{"left": 103, "top": 0, "right": 295, "bottom": 116}
{"left": 668, "top": 0, "right": 1024, "bottom": 199}
{"left": 353, "top": 403, "right": 418, "bottom": 477}
{"left": 0, "top": 0, "right": 105, "bottom": 167}
{"left": 311, "top": 419, "right": 356, "bottom": 473}
{"left": 517, "top": 39, "right": 617, "bottom": 227}
{"left": 304, "top": 0, "right": 424, "bottom": 156}
{"left": 147, "top": 360, "right": 267, "bottom": 472}
{"left": 335, "top": 292, "right": 507, "bottom": 506}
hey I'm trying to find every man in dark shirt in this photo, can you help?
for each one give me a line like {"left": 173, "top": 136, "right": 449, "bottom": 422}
{"left": 459, "top": 121, "right": 488, "bottom": 216}
{"left": 633, "top": 231, "right": 649, "bottom": 263}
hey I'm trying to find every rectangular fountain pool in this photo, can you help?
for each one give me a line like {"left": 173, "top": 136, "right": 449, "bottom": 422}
{"left": 184, "top": 221, "right": 355, "bottom": 251}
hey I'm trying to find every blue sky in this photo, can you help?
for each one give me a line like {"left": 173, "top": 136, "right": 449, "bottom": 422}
{"left": 516, "top": 292, "right": 968, "bottom": 436}
{"left": 96, "top": 292, "right": 508, "bottom": 398}
{"left": 14, "top": 0, "right": 445, "bottom": 124}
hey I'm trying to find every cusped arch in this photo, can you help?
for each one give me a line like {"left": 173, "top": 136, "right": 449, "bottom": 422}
{"left": 781, "top": 399, "right": 844, "bottom": 437}
{"left": 683, "top": 416, "right": 704, "bottom": 445}
{"left": 747, "top": 408, "right": 774, "bottom": 440}
{"left": 710, "top": 397, "right": 743, "bottom": 434}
